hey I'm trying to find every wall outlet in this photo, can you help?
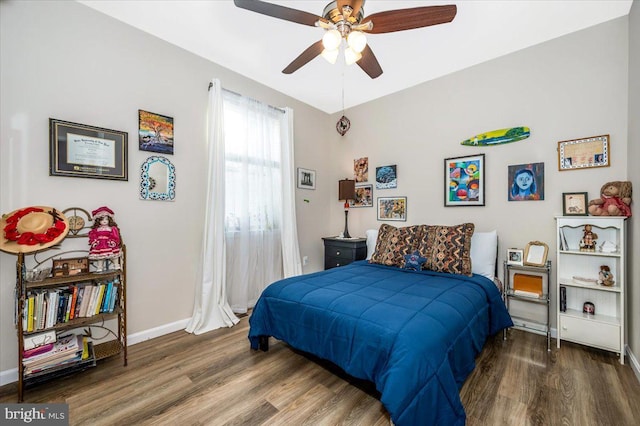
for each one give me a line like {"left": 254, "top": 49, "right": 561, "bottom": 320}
{"left": 303, "top": 256, "right": 309, "bottom": 266}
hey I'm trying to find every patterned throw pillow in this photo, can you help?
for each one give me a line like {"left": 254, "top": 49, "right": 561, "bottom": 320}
{"left": 419, "top": 223, "right": 475, "bottom": 276}
{"left": 369, "top": 224, "right": 425, "bottom": 267}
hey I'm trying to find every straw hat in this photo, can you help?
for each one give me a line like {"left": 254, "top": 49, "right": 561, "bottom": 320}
{"left": 0, "top": 206, "right": 69, "bottom": 254}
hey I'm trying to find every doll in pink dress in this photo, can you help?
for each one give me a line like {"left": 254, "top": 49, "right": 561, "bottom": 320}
{"left": 88, "top": 206, "right": 121, "bottom": 271}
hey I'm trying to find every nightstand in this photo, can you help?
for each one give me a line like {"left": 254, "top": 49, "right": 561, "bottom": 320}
{"left": 322, "top": 237, "right": 367, "bottom": 270}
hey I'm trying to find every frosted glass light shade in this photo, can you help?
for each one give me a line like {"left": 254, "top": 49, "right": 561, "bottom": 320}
{"left": 344, "top": 47, "right": 362, "bottom": 65}
{"left": 321, "top": 48, "right": 339, "bottom": 64}
{"left": 347, "top": 31, "right": 367, "bottom": 53}
{"left": 322, "top": 29, "right": 342, "bottom": 50}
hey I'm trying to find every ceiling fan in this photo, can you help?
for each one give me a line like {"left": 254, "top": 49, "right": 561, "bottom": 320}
{"left": 233, "top": 0, "right": 457, "bottom": 79}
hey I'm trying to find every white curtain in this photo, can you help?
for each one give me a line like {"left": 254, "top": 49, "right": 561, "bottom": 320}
{"left": 185, "top": 79, "right": 239, "bottom": 335}
{"left": 280, "top": 108, "right": 303, "bottom": 278}
{"left": 222, "top": 96, "right": 302, "bottom": 313}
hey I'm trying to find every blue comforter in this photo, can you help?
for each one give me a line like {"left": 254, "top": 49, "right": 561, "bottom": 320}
{"left": 249, "top": 261, "right": 512, "bottom": 425}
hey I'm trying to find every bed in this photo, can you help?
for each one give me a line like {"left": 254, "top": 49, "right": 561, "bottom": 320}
{"left": 248, "top": 224, "right": 513, "bottom": 425}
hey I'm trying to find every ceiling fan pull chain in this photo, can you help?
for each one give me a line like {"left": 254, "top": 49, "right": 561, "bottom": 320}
{"left": 337, "top": 69, "right": 351, "bottom": 136}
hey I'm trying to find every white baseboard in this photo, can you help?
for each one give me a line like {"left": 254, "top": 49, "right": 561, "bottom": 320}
{"left": 0, "top": 317, "right": 191, "bottom": 387}
{"left": 626, "top": 345, "right": 640, "bottom": 384}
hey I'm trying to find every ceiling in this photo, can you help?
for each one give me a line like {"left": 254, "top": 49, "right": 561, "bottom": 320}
{"left": 78, "top": 0, "right": 633, "bottom": 114}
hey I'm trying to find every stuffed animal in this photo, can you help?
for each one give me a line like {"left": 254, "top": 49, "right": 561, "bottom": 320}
{"left": 598, "top": 265, "right": 614, "bottom": 287}
{"left": 588, "top": 181, "right": 632, "bottom": 217}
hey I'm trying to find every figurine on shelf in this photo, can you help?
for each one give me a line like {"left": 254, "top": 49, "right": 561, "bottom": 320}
{"left": 597, "top": 265, "right": 615, "bottom": 287}
{"left": 88, "top": 206, "right": 121, "bottom": 272}
{"left": 579, "top": 224, "right": 598, "bottom": 252}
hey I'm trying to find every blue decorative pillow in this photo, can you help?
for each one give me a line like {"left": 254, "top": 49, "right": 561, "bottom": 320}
{"left": 403, "top": 250, "right": 426, "bottom": 271}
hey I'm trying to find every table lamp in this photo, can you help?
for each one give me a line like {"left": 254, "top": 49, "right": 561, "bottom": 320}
{"left": 338, "top": 179, "right": 356, "bottom": 238}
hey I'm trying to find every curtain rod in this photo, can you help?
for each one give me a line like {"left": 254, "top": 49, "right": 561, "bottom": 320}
{"left": 207, "top": 82, "right": 285, "bottom": 114}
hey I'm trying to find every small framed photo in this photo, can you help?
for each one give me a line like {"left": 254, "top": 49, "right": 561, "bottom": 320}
{"left": 297, "top": 167, "right": 316, "bottom": 190}
{"left": 49, "top": 118, "right": 128, "bottom": 181}
{"left": 350, "top": 184, "right": 373, "bottom": 208}
{"left": 558, "top": 134, "right": 609, "bottom": 171}
{"left": 377, "top": 196, "right": 407, "bottom": 221}
{"left": 524, "top": 241, "right": 549, "bottom": 267}
{"left": 562, "top": 192, "right": 588, "bottom": 216}
{"left": 507, "top": 249, "right": 524, "bottom": 266}
{"left": 444, "top": 154, "right": 485, "bottom": 206}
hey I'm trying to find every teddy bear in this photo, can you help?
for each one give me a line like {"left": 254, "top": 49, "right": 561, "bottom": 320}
{"left": 588, "top": 181, "right": 632, "bottom": 217}
{"left": 597, "top": 265, "right": 614, "bottom": 287}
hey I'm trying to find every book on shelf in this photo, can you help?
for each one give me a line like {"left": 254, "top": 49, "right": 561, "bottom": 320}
{"left": 24, "top": 341, "right": 96, "bottom": 384}
{"left": 23, "top": 330, "right": 57, "bottom": 351}
{"left": 23, "top": 334, "right": 83, "bottom": 375}
{"left": 560, "top": 286, "right": 567, "bottom": 312}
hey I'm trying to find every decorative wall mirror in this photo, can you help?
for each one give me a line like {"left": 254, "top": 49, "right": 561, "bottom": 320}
{"left": 140, "top": 156, "right": 175, "bottom": 201}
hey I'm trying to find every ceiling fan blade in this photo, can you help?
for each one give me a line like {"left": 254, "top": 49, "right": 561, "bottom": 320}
{"left": 363, "top": 5, "right": 457, "bottom": 34}
{"left": 282, "top": 40, "right": 324, "bottom": 74}
{"left": 234, "top": 0, "right": 325, "bottom": 27}
{"left": 357, "top": 45, "right": 383, "bottom": 79}
{"left": 337, "top": 0, "right": 364, "bottom": 18}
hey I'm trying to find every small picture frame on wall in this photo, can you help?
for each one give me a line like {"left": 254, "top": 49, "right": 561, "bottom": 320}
{"left": 354, "top": 157, "right": 369, "bottom": 182}
{"left": 297, "top": 168, "right": 316, "bottom": 190}
{"left": 508, "top": 162, "right": 544, "bottom": 201}
{"left": 562, "top": 192, "right": 588, "bottom": 216}
{"left": 377, "top": 196, "right": 407, "bottom": 221}
{"left": 506, "top": 248, "right": 524, "bottom": 266}
{"left": 139, "top": 110, "right": 174, "bottom": 155}
{"left": 375, "top": 165, "right": 397, "bottom": 189}
{"left": 350, "top": 184, "right": 373, "bottom": 208}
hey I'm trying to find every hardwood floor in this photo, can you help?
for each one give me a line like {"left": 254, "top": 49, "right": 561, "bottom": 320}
{"left": 2, "top": 318, "right": 639, "bottom": 425}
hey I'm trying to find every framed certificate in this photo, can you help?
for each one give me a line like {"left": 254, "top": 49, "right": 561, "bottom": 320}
{"left": 50, "top": 118, "right": 128, "bottom": 181}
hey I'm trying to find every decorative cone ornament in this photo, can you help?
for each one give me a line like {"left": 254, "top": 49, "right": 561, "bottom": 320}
{"left": 337, "top": 115, "right": 350, "bottom": 136}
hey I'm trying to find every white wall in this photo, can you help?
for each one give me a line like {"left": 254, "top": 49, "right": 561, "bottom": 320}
{"left": 329, "top": 18, "right": 631, "bottom": 335}
{"left": 1, "top": 0, "right": 637, "bottom": 381}
{"left": 627, "top": 1, "right": 639, "bottom": 370}
{"left": 0, "top": 0, "right": 332, "bottom": 377}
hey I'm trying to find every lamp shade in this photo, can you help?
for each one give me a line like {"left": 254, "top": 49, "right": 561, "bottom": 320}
{"left": 338, "top": 179, "right": 356, "bottom": 201}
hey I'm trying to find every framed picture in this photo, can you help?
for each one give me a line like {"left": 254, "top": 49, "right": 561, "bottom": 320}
{"left": 562, "top": 192, "right": 588, "bottom": 216}
{"left": 354, "top": 157, "right": 368, "bottom": 182}
{"left": 506, "top": 248, "right": 524, "bottom": 266}
{"left": 139, "top": 110, "right": 174, "bottom": 155}
{"left": 375, "top": 165, "right": 397, "bottom": 189}
{"left": 508, "top": 162, "right": 544, "bottom": 201}
{"left": 558, "top": 134, "right": 609, "bottom": 171}
{"left": 444, "top": 154, "right": 485, "bottom": 206}
{"left": 297, "top": 167, "right": 316, "bottom": 190}
{"left": 49, "top": 118, "right": 128, "bottom": 181}
{"left": 524, "top": 241, "right": 549, "bottom": 267}
{"left": 350, "top": 184, "right": 373, "bottom": 208}
{"left": 377, "top": 196, "right": 407, "bottom": 221}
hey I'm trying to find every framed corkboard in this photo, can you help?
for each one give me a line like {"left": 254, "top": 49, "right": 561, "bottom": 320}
{"left": 557, "top": 135, "right": 609, "bottom": 171}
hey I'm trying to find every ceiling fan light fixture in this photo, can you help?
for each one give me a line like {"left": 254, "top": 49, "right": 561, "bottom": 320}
{"left": 322, "top": 29, "right": 342, "bottom": 50}
{"left": 321, "top": 48, "right": 339, "bottom": 64}
{"left": 347, "top": 31, "right": 367, "bottom": 53}
{"left": 344, "top": 47, "right": 362, "bottom": 65}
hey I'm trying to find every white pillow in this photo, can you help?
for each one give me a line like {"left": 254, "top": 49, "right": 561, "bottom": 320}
{"left": 365, "top": 229, "right": 379, "bottom": 260}
{"left": 470, "top": 230, "right": 498, "bottom": 281}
